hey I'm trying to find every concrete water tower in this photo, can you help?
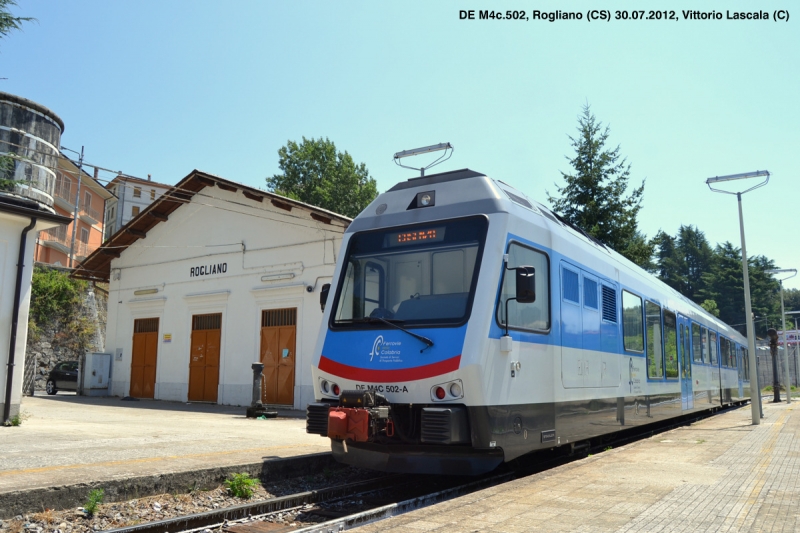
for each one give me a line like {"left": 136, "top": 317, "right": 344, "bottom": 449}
{"left": 0, "top": 92, "right": 71, "bottom": 425}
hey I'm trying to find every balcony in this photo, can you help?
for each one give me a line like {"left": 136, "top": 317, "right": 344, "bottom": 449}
{"left": 79, "top": 200, "right": 102, "bottom": 225}
{"left": 53, "top": 179, "right": 75, "bottom": 211}
{"left": 39, "top": 225, "right": 70, "bottom": 254}
{"left": 39, "top": 226, "right": 98, "bottom": 260}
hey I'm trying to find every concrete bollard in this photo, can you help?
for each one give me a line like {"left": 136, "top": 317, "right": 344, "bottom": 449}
{"left": 246, "top": 362, "right": 277, "bottom": 418}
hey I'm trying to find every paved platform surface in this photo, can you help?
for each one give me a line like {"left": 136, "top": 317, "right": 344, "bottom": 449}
{"left": 0, "top": 393, "right": 330, "bottom": 494}
{"left": 354, "top": 401, "right": 800, "bottom": 533}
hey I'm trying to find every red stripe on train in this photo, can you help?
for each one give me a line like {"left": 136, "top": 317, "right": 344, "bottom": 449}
{"left": 318, "top": 355, "right": 461, "bottom": 383}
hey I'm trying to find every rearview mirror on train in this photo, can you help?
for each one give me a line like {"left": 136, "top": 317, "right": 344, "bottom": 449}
{"left": 320, "top": 283, "right": 331, "bottom": 312}
{"left": 515, "top": 266, "right": 536, "bottom": 303}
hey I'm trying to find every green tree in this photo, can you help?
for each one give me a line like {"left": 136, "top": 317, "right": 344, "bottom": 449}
{"left": 700, "top": 299, "right": 720, "bottom": 317}
{"left": 653, "top": 230, "right": 684, "bottom": 293}
{"left": 0, "top": 0, "right": 35, "bottom": 43}
{"left": 266, "top": 137, "right": 378, "bottom": 218}
{"left": 548, "top": 104, "right": 649, "bottom": 267}
{"left": 677, "top": 225, "right": 713, "bottom": 302}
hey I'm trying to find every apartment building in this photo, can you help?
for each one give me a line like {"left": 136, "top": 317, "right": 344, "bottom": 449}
{"left": 104, "top": 175, "right": 172, "bottom": 241}
{"left": 34, "top": 154, "right": 113, "bottom": 267}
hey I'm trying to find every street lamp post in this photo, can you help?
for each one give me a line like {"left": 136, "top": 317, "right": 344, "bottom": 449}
{"left": 707, "top": 170, "right": 769, "bottom": 425}
{"left": 786, "top": 310, "right": 800, "bottom": 392}
{"left": 765, "top": 269, "right": 797, "bottom": 403}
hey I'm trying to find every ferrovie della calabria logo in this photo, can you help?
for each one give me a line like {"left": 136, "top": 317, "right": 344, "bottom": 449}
{"left": 370, "top": 335, "right": 384, "bottom": 362}
{"left": 369, "top": 336, "right": 402, "bottom": 362}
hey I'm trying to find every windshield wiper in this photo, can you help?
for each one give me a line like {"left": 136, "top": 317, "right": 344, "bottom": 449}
{"left": 360, "top": 316, "right": 434, "bottom": 352}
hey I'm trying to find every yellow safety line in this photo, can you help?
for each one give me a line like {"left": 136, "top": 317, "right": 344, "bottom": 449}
{"left": 0, "top": 444, "right": 324, "bottom": 477}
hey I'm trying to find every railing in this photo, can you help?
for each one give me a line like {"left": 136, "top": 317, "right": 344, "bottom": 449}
{"left": 39, "top": 226, "right": 98, "bottom": 258}
{"left": 40, "top": 225, "right": 70, "bottom": 247}
{"left": 53, "top": 179, "right": 74, "bottom": 205}
{"left": 80, "top": 200, "right": 102, "bottom": 222}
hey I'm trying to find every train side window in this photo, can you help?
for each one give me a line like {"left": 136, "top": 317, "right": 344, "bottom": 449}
{"left": 709, "top": 331, "right": 718, "bottom": 365}
{"left": 622, "top": 290, "right": 643, "bottom": 353}
{"left": 584, "top": 278, "right": 598, "bottom": 309}
{"left": 646, "top": 301, "right": 664, "bottom": 379}
{"left": 562, "top": 268, "right": 579, "bottom": 303}
{"left": 720, "top": 337, "right": 730, "bottom": 367}
{"left": 692, "top": 323, "right": 703, "bottom": 363}
{"left": 496, "top": 242, "right": 550, "bottom": 332}
{"left": 700, "top": 326, "right": 709, "bottom": 364}
{"left": 664, "top": 310, "right": 678, "bottom": 379}
{"left": 742, "top": 348, "right": 749, "bottom": 378}
{"left": 730, "top": 341, "right": 737, "bottom": 368}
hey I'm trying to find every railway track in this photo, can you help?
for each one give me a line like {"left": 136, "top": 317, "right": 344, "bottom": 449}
{"left": 104, "top": 399, "right": 752, "bottom": 533}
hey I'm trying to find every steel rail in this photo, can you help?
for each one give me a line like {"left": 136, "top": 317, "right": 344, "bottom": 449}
{"left": 102, "top": 476, "right": 402, "bottom": 533}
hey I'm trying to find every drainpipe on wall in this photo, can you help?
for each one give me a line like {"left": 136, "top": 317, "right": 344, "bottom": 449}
{"left": 3, "top": 217, "right": 37, "bottom": 425}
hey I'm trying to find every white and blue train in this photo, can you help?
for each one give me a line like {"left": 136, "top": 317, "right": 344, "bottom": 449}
{"left": 305, "top": 169, "right": 750, "bottom": 475}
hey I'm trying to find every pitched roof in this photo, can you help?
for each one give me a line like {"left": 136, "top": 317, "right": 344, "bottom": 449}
{"left": 72, "top": 169, "right": 351, "bottom": 281}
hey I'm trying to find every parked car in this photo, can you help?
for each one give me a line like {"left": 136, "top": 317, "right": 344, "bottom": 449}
{"left": 46, "top": 361, "right": 79, "bottom": 394}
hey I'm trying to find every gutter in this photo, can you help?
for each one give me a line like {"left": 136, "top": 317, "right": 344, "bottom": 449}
{"left": 3, "top": 217, "right": 37, "bottom": 425}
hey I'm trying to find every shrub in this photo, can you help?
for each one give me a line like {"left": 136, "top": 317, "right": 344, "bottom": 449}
{"left": 224, "top": 473, "right": 259, "bottom": 499}
{"left": 84, "top": 489, "right": 104, "bottom": 516}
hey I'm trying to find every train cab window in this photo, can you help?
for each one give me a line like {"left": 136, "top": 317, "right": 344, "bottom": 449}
{"left": 622, "top": 291, "right": 643, "bottom": 353}
{"left": 646, "top": 301, "right": 664, "bottom": 379}
{"left": 332, "top": 217, "right": 488, "bottom": 326}
{"left": 692, "top": 323, "right": 703, "bottom": 363}
{"left": 497, "top": 243, "right": 550, "bottom": 332}
{"left": 664, "top": 310, "right": 678, "bottom": 379}
{"left": 709, "top": 331, "right": 718, "bottom": 365}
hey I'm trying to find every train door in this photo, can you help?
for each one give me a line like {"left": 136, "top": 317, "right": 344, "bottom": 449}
{"left": 678, "top": 315, "right": 693, "bottom": 410}
{"left": 560, "top": 263, "right": 583, "bottom": 388}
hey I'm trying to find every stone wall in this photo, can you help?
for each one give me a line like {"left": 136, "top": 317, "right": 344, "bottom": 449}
{"left": 25, "top": 279, "right": 107, "bottom": 391}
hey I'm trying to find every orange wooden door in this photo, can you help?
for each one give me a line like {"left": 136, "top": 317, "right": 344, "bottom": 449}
{"left": 260, "top": 309, "right": 296, "bottom": 405}
{"left": 131, "top": 318, "right": 159, "bottom": 398}
{"left": 188, "top": 314, "right": 221, "bottom": 402}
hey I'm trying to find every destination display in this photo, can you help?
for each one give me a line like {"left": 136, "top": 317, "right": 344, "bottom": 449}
{"left": 386, "top": 227, "right": 445, "bottom": 247}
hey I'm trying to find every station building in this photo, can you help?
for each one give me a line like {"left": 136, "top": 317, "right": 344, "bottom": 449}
{"left": 74, "top": 170, "right": 350, "bottom": 409}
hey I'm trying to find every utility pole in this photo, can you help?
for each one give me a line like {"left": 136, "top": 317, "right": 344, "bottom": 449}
{"left": 67, "top": 146, "right": 84, "bottom": 268}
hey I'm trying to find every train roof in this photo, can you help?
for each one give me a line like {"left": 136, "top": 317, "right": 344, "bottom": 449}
{"left": 356, "top": 169, "right": 747, "bottom": 344}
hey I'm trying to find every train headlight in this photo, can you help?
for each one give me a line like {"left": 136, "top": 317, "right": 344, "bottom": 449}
{"left": 332, "top": 384, "right": 341, "bottom": 396}
{"left": 320, "top": 380, "right": 330, "bottom": 394}
{"left": 431, "top": 379, "right": 464, "bottom": 401}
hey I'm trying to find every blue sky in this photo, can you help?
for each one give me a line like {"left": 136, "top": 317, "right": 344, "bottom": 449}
{"left": 3, "top": 1, "right": 798, "bottom": 289}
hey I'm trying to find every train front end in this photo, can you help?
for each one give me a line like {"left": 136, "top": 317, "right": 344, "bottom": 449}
{"left": 306, "top": 170, "right": 504, "bottom": 475}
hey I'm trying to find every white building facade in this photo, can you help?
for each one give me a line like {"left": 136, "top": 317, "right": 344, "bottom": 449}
{"left": 76, "top": 170, "right": 349, "bottom": 409}
{"left": 103, "top": 175, "right": 172, "bottom": 241}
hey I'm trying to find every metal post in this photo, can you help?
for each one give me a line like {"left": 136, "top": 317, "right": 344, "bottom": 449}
{"left": 737, "top": 193, "right": 761, "bottom": 423}
{"left": 67, "top": 146, "right": 84, "bottom": 268}
{"left": 779, "top": 281, "right": 790, "bottom": 403}
{"left": 245, "top": 363, "right": 277, "bottom": 418}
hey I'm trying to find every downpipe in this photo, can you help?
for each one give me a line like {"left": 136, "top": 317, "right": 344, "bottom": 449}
{"left": 3, "top": 217, "right": 37, "bottom": 425}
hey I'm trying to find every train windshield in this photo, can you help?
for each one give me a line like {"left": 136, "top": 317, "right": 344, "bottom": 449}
{"left": 332, "top": 216, "right": 488, "bottom": 327}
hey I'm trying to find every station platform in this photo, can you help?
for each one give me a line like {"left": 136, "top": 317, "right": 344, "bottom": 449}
{"left": 0, "top": 393, "right": 332, "bottom": 517}
{"left": 353, "top": 400, "right": 800, "bottom": 533}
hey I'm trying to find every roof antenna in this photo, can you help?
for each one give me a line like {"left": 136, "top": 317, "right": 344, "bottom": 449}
{"left": 393, "top": 142, "right": 453, "bottom": 177}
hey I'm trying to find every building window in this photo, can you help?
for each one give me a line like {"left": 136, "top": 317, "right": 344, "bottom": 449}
{"left": 80, "top": 227, "right": 89, "bottom": 243}
{"left": 132, "top": 206, "right": 140, "bottom": 217}
{"left": 84, "top": 191, "right": 92, "bottom": 209}
{"left": 150, "top": 189, "right": 156, "bottom": 200}
{"left": 133, "top": 186, "right": 141, "bottom": 198}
